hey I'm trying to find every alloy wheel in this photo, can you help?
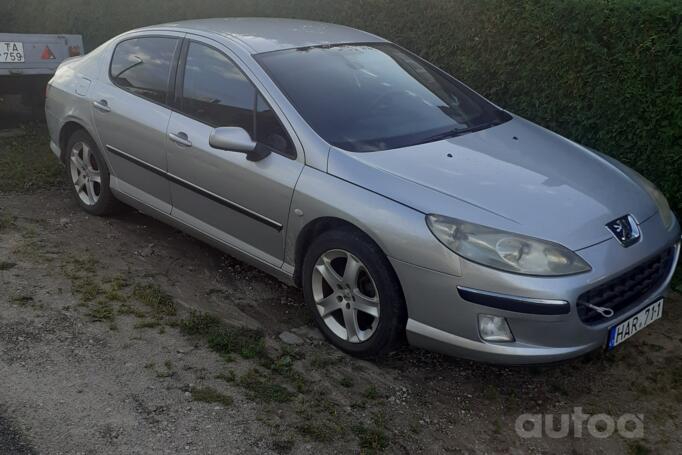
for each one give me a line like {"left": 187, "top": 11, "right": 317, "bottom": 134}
{"left": 311, "top": 249, "right": 380, "bottom": 343}
{"left": 69, "top": 141, "right": 101, "bottom": 206}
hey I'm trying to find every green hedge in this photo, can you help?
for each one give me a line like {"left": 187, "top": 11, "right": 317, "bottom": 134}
{"left": 2, "top": 0, "right": 681, "bottom": 217}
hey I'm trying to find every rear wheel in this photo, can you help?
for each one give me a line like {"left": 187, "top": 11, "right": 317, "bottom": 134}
{"left": 66, "top": 130, "right": 121, "bottom": 216}
{"left": 302, "top": 228, "right": 406, "bottom": 358}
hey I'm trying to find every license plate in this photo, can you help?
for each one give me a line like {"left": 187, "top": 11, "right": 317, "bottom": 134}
{"left": 0, "top": 42, "right": 25, "bottom": 63}
{"left": 608, "top": 299, "right": 663, "bottom": 349}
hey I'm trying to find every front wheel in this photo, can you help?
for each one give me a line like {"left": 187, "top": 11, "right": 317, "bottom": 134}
{"left": 302, "top": 228, "right": 407, "bottom": 358}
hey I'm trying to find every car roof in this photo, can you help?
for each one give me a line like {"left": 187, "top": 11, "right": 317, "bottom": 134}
{"left": 146, "top": 18, "right": 386, "bottom": 54}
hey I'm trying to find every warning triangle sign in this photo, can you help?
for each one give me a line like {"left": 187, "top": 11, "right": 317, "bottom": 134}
{"left": 41, "top": 46, "right": 56, "bottom": 60}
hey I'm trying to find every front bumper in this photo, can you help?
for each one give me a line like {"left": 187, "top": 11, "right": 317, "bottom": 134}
{"left": 393, "top": 213, "right": 681, "bottom": 365}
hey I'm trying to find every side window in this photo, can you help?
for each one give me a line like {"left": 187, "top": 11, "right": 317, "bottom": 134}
{"left": 180, "top": 42, "right": 256, "bottom": 132}
{"left": 110, "top": 37, "right": 178, "bottom": 104}
{"left": 256, "top": 94, "right": 294, "bottom": 157}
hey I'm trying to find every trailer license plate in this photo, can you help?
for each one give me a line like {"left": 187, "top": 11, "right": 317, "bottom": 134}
{"left": 0, "top": 42, "right": 25, "bottom": 63}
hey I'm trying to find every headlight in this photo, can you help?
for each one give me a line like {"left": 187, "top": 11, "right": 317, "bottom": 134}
{"left": 635, "top": 174, "right": 675, "bottom": 230}
{"left": 426, "top": 215, "right": 591, "bottom": 276}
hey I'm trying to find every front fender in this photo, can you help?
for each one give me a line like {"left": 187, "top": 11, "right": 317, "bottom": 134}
{"left": 286, "top": 166, "right": 462, "bottom": 277}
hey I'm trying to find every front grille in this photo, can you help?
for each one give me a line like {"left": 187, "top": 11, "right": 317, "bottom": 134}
{"left": 577, "top": 247, "right": 676, "bottom": 325}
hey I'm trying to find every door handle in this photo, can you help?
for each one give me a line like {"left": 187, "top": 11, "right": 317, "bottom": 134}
{"left": 93, "top": 100, "right": 111, "bottom": 112}
{"left": 169, "top": 132, "right": 192, "bottom": 147}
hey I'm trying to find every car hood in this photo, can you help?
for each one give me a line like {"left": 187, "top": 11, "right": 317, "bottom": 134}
{"left": 327, "top": 116, "right": 657, "bottom": 251}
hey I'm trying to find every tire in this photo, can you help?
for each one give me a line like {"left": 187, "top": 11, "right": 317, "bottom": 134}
{"left": 65, "top": 130, "right": 121, "bottom": 216}
{"left": 302, "top": 228, "right": 407, "bottom": 358}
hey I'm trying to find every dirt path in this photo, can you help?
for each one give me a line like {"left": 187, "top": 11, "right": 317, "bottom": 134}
{"left": 0, "top": 183, "right": 681, "bottom": 453}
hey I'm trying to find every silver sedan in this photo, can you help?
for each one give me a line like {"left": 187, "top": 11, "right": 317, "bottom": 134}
{"left": 45, "top": 18, "right": 680, "bottom": 364}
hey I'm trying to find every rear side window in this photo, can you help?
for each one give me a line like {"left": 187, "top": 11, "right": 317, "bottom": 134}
{"left": 110, "top": 37, "right": 178, "bottom": 105}
{"left": 180, "top": 42, "right": 256, "bottom": 132}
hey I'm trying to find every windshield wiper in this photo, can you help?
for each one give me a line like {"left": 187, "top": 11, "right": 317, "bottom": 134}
{"left": 422, "top": 121, "right": 502, "bottom": 144}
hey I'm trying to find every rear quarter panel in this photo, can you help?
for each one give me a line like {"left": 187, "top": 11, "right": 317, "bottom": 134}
{"left": 46, "top": 41, "right": 111, "bottom": 161}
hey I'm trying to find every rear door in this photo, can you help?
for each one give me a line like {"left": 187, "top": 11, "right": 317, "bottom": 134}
{"left": 166, "top": 38, "right": 304, "bottom": 266}
{"left": 90, "top": 34, "right": 182, "bottom": 213}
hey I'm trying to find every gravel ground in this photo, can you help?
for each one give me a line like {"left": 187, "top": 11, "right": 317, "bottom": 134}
{"left": 0, "top": 414, "right": 34, "bottom": 454}
{"left": 0, "top": 129, "right": 681, "bottom": 454}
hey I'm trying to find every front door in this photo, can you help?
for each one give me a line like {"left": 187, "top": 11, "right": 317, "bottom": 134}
{"left": 167, "top": 40, "right": 303, "bottom": 266}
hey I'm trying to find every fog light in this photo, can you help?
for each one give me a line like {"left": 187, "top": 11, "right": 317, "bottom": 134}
{"left": 478, "top": 314, "right": 514, "bottom": 342}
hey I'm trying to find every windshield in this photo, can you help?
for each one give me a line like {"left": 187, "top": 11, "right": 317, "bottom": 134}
{"left": 256, "top": 43, "right": 510, "bottom": 152}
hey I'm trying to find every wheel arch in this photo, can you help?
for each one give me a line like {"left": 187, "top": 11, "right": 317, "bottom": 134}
{"left": 292, "top": 216, "right": 403, "bottom": 295}
{"left": 295, "top": 215, "right": 410, "bottom": 356}
{"left": 58, "top": 120, "right": 92, "bottom": 163}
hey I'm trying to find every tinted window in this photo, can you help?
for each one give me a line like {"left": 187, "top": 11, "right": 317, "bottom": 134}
{"left": 256, "top": 94, "right": 293, "bottom": 156}
{"left": 257, "top": 43, "right": 510, "bottom": 152}
{"left": 110, "top": 37, "right": 178, "bottom": 104}
{"left": 180, "top": 42, "right": 256, "bottom": 132}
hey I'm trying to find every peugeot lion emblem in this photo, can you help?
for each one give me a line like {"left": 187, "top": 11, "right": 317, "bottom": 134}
{"left": 605, "top": 215, "right": 641, "bottom": 247}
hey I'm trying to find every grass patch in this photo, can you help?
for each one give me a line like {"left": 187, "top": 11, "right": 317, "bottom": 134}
{"left": 270, "top": 438, "right": 295, "bottom": 454}
{"left": 104, "top": 275, "right": 128, "bottom": 301}
{"left": 0, "top": 126, "right": 63, "bottom": 192}
{"left": 79, "top": 278, "right": 102, "bottom": 302}
{"left": 353, "top": 424, "right": 389, "bottom": 453}
{"left": 296, "top": 421, "right": 336, "bottom": 443}
{"left": 628, "top": 442, "right": 652, "bottom": 455}
{"left": 191, "top": 386, "right": 233, "bottom": 407}
{"left": 180, "top": 311, "right": 266, "bottom": 359}
{"left": 156, "top": 360, "right": 173, "bottom": 378}
{"left": 62, "top": 255, "right": 104, "bottom": 303}
{"left": 13, "top": 235, "right": 47, "bottom": 262}
{"left": 118, "top": 303, "right": 146, "bottom": 318}
{"left": 134, "top": 320, "right": 162, "bottom": 329}
{"left": 208, "top": 326, "right": 266, "bottom": 360}
{"left": 294, "top": 394, "right": 348, "bottom": 442}
{"left": 87, "top": 301, "right": 115, "bottom": 321}
{"left": 268, "top": 354, "right": 294, "bottom": 375}
{"left": 263, "top": 355, "right": 311, "bottom": 394}
{"left": 216, "top": 371, "right": 236, "bottom": 383}
{"left": 0, "top": 212, "right": 15, "bottom": 231}
{"left": 180, "top": 311, "right": 222, "bottom": 335}
{"left": 310, "top": 354, "right": 343, "bottom": 369}
{"left": 10, "top": 295, "right": 33, "bottom": 306}
{"left": 132, "top": 283, "right": 176, "bottom": 317}
{"left": 238, "top": 369, "right": 295, "bottom": 403}
{"left": 363, "top": 385, "right": 380, "bottom": 400}
{"left": 339, "top": 376, "right": 354, "bottom": 388}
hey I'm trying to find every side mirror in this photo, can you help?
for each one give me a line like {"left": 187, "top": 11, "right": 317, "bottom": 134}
{"left": 209, "top": 127, "right": 256, "bottom": 153}
{"left": 209, "top": 127, "right": 271, "bottom": 162}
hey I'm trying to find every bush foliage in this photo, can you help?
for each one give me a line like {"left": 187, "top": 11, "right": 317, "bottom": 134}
{"left": 2, "top": 0, "right": 681, "bottom": 215}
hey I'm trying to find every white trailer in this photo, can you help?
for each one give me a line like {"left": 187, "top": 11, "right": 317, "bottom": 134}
{"left": 0, "top": 33, "right": 84, "bottom": 111}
